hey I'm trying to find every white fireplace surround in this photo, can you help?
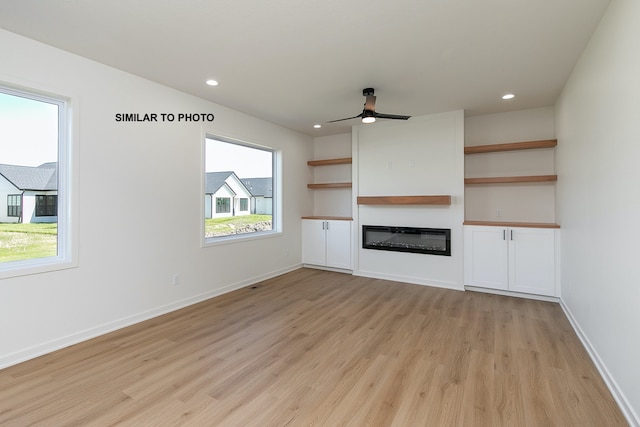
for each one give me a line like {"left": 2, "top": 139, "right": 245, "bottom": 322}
{"left": 351, "top": 111, "right": 465, "bottom": 290}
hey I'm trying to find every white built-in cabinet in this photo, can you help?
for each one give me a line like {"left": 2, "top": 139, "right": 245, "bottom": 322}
{"left": 464, "top": 225, "right": 558, "bottom": 297}
{"left": 301, "top": 219, "right": 352, "bottom": 270}
{"left": 463, "top": 138, "right": 560, "bottom": 298}
{"left": 303, "top": 155, "right": 353, "bottom": 271}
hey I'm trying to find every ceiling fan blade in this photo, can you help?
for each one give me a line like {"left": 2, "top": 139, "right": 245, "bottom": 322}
{"left": 364, "top": 95, "right": 376, "bottom": 111}
{"left": 326, "top": 113, "right": 363, "bottom": 123}
{"left": 375, "top": 112, "right": 411, "bottom": 120}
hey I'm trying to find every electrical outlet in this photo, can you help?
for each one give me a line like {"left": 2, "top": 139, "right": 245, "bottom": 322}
{"left": 496, "top": 208, "right": 502, "bottom": 217}
{"left": 172, "top": 273, "right": 181, "bottom": 286}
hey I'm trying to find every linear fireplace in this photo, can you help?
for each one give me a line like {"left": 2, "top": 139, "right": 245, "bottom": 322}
{"left": 362, "top": 225, "right": 451, "bottom": 256}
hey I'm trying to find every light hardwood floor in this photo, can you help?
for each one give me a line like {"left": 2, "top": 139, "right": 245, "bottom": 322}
{"left": 0, "top": 268, "right": 628, "bottom": 426}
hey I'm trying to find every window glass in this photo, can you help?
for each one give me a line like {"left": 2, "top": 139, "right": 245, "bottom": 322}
{"left": 204, "top": 136, "right": 275, "bottom": 240}
{"left": 7, "top": 195, "right": 22, "bottom": 217}
{"left": 215, "top": 197, "right": 230, "bottom": 214}
{"left": 0, "top": 85, "right": 70, "bottom": 270}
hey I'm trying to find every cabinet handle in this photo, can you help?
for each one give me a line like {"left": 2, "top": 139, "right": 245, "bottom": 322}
{"left": 503, "top": 230, "right": 506, "bottom": 240}
{"left": 510, "top": 230, "right": 514, "bottom": 240}
{"left": 322, "top": 221, "right": 326, "bottom": 230}
{"left": 325, "top": 221, "right": 329, "bottom": 230}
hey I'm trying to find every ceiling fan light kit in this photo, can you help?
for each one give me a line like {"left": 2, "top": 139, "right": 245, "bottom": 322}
{"left": 328, "top": 88, "right": 411, "bottom": 124}
{"left": 362, "top": 110, "right": 376, "bottom": 123}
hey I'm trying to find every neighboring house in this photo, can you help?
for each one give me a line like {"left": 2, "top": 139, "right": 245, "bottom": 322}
{"left": 204, "top": 171, "right": 252, "bottom": 219}
{"left": 240, "top": 177, "right": 273, "bottom": 215}
{"left": 0, "top": 162, "right": 58, "bottom": 224}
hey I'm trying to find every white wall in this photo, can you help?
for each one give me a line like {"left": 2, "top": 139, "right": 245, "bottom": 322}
{"left": 465, "top": 107, "right": 555, "bottom": 147}
{"left": 254, "top": 197, "right": 272, "bottom": 215}
{"left": 555, "top": 0, "right": 640, "bottom": 423}
{"left": 0, "top": 29, "right": 312, "bottom": 368}
{"left": 354, "top": 111, "right": 465, "bottom": 289}
{"left": 204, "top": 194, "right": 212, "bottom": 218}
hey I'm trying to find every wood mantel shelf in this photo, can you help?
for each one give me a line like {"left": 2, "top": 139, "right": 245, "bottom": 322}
{"left": 464, "top": 220, "right": 561, "bottom": 229}
{"left": 464, "top": 139, "right": 557, "bottom": 154}
{"left": 301, "top": 216, "right": 353, "bottom": 221}
{"left": 357, "top": 195, "right": 451, "bottom": 205}
{"left": 464, "top": 175, "right": 557, "bottom": 184}
{"left": 307, "top": 157, "right": 352, "bottom": 166}
{"left": 307, "top": 182, "right": 352, "bottom": 189}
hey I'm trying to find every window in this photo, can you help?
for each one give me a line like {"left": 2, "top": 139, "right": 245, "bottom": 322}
{"left": 0, "top": 83, "right": 74, "bottom": 277}
{"left": 35, "top": 195, "right": 58, "bottom": 216}
{"left": 7, "top": 195, "right": 21, "bottom": 217}
{"left": 215, "top": 197, "right": 231, "bottom": 213}
{"left": 204, "top": 135, "right": 277, "bottom": 241}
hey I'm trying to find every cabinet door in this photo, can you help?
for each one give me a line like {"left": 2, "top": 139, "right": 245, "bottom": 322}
{"left": 464, "top": 226, "right": 509, "bottom": 290}
{"left": 508, "top": 228, "right": 556, "bottom": 296}
{"left": 301, "top": 220, "right": 327, "bottom": 266}
{"left": 325, "top": 220, "right": 351, "bottom": 269}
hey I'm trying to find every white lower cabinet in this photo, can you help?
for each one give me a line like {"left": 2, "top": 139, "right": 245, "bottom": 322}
{"left": 464, "top": 225, "right": 557, "bottom": 297}
{"left": 302, "top": 219, "right": 352, "bottom": 270}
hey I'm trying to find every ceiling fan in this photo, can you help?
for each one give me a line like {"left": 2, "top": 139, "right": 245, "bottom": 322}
{"left": 328, "top": 88, "right": 411, "bottom": 124}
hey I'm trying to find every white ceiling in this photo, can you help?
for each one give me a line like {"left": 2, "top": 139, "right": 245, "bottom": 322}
{"left": 0, "top": 0, "right": 610, "bottom": 137}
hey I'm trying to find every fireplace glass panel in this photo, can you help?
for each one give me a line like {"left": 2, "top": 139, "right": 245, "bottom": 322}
{"left": 362, "top": 225, "right": 451, "bottom": 256}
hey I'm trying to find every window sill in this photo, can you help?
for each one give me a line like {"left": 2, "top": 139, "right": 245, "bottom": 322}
{"left": 202, "top": 229, "right": 283, "bottom": 247}
{"left": 0, "top": 257, "right": 78, "bottom": 280}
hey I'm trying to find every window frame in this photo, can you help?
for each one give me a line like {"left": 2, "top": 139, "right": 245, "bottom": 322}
{"left": 35, "top": 194, "right": 58, "bottom": 217}
{"left": 239, "top": 198, "right": 249, "bottom": 212}
{"left": 7, "top": 194, "right": 22, "bottom": 218}
{"left": 215, "top": 197, "right": 231, "bottom": 214}
{"left": 202, "top": 132, "right": 281, "bottom": 247}
{"left": 0, "top": 82, "right": 77, "bottom": 280}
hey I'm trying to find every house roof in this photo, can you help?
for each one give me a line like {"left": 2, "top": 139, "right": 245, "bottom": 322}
{"left": 205, "top": 171, "right": 235, "bottom": 195}
{"left": 206, "top": 173, "right": 272, "bottom": 197}
{"left": 0, "top": 162, "right": 57, "bottom": 191}
{"left": 240, "top": 177, "right": 273, "bottom": 198}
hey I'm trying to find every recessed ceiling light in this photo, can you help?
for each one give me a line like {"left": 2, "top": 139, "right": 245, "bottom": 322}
{"left": 206, "top": 79, "right": 219, "bottom": 86}
{"left": 313, "top": 124, "right": 322, "bottom": 129}
{"left": 502, "top": 93, "right": 515, "bottom": 100}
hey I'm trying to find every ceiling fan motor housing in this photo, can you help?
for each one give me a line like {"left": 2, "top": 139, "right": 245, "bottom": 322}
{"left": 363, "top": 88, "right": 375, "bottom": 96}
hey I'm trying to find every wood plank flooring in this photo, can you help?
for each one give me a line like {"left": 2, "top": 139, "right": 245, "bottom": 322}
{"left": 0, "top": 268, "right": 628, "bottom": 426}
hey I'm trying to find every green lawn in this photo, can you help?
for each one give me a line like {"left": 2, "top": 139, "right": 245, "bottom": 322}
{"left": 0, "top": 215, "right": 271, "bottom": 262}
{"left": 205, "top": 214, "right": 272, "bottom": 237}
{"left": 0, "top": 223, "right": 58, "bottom": 262}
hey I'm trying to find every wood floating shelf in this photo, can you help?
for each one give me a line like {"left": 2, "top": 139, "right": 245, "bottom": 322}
{"left": 301, "top": 216, "right": 353, "bottom": 221}
{"left": 307, "top": 182, "right": 352, "bottom": 189}
{"left": 357, "top": 195, "right": 451, "bottom": 205}
{"left": 464, "top": 175, "right": 557, "bottom": 184}
{"left": 464, "top": 139, "right": 557, "bottom": 154}
{"left": 464, "top": 220, "right": 561, "bottom": 229}
{"left": 307, "top": 157, "right": 352, "bottom": 166}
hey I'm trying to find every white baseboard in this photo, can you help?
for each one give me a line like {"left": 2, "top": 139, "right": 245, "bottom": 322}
{"left": 301, "top": 264, "right": 353, "bottom": 274}
{"left": 0, "top": 263, "right": 302, "bottom": 370}
{"left": 465, "top": 285, "right": 560, "bottom": 303}
{"left": 560, "top": 299, "right": 639, "bottom": 427}
{"left": 354, "top": 269, "right": 463, "bottom": 291}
